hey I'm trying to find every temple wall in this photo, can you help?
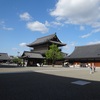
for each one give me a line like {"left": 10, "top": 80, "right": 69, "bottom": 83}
{"left": 94, "top": 62, "right": 100, "bottom": 67}
{"left": 72, "top": 61, "right": 100, "bottom": 67}
{"left": 33, "top": 44, "right": 48, "bottom": 53}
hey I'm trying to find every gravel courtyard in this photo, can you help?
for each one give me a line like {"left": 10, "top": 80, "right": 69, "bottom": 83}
{"left": 0, "top": 65, "right": 100, "bottom": 100}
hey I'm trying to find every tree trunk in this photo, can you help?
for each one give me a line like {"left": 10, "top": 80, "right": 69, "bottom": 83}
{"left": 52, "top": 59, "right": 55, "bottom": 67}
{"left": 52, "top": 63, "right": 54, "bottom": 67}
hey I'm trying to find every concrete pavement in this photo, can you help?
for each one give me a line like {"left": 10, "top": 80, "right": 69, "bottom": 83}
{"left": 0, "top": 65, "right": 100, "bottom": 100}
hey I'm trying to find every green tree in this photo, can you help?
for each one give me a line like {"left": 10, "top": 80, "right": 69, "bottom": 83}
{"left": 12, "top": 57, "right": 22, "bottom": 64}
{"left": 45, "top": 44, "right": 63, "bottom": 67}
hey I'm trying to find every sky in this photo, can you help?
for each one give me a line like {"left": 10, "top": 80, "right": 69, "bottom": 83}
{"left": 0, "top": 0, "right": 100, "bottom": 56}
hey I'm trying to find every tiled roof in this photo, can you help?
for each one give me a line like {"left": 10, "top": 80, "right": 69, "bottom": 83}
{"left": 22, "top": 51, "right": 44, "bottom": 59}
{"left": 68, "top": 44, "right": 100, "bottom": 59}
{"left": 49, "top": 40, "right": 66, "bottom": 46}
{"left": 0, "top": 53, "right": 10, "bottom": 60}
{"left": 27, "top": 33, "right": 66, "bottom": 47}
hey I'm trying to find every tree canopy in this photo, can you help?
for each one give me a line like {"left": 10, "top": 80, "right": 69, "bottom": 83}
{"left": 45, "top": 44, "right": 63, "bottom": 66}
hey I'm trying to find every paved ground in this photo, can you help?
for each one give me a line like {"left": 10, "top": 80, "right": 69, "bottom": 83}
{"left": 0, "top": 65, "right": 100, "bottom": 100}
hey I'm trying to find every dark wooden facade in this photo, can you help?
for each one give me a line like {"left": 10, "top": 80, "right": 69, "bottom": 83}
{"left": 67, "top": 44, "right": 100, "bottom": 67}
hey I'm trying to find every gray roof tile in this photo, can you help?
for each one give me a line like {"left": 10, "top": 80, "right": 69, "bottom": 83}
{"left": 68, "top": 44, "right": 100, "bottom": 59}
{"left": 0, "top": 53, "right": 10, "bottom": 60}
{"left": 22, "top": 51, "right": 44, "bottom": 59}
{"left": 27, "top": 33, "right": 66, "bottom": 47}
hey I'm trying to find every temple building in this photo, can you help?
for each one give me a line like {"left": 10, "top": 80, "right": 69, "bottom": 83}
{"left": 0, "top": 53, "right": 10, "bottom": 63}
{"left": 22, "top": 33, "right": 67, "bottom": 66}
{"left": 67, "top": 44, "right": 100, "bottom": 67}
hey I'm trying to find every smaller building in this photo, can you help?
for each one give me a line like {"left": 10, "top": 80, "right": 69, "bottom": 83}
{"left": 21, "top": 51, "right": 45, "bottom": 66}
{"left": 0, "top": 53, "right": 10, "bottom": 63}
{"left": 67, "top": 44, "right": 100, "bottom": 67}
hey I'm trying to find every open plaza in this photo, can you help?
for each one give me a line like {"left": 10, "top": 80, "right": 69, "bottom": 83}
{"left": 0, "top": 65, "right": 100, "bottom": 100}
{"left": 1, "top": 1, "right": 100, "bottom": 100}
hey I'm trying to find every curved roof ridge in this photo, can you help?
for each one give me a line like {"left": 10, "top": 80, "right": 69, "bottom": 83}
{"left": 37, "top": 33, "right": 56, "bottom": 40}
{"left": 76, "top": 43, "right": 100, "bottom": 48}
{"left": 27, "top": 33, "right": 66, "bottom": 47}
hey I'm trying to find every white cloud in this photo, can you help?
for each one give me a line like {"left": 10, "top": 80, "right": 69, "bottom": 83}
{"left": 80, "top": 26, "right": 85, "bottom": 31}
{"left": 50, "top": 0, "right": 100, "bottom": 26}
{"left": 19, "top": 12, "right": 32, "bottom": 21}
{"left": 92, "top": 28, "right": 100, "bottom": 33}
{"left": 81, "top": 33, "right": 92, "bottom": 38}
{"left": 92, "top": 22, "right": 100, "bottom": 28}
{"left": 19, "top": 13, "right": 49, "bottom": 33}
{"left": 12, "top": 48, "right": 18, "bottom": 51}
{"left": 2, "top": 26, "right": 14, "bottom": 31}
{"left": 51, "top": 21, "right": 64, "bottom": 26}
{"left": 45, "top": 21, "right": 50, "bottom": 27}
{"left": 87, "top": 41, "right": 100, "bottom": 45}
{"left": 0, "top": 21, "right": 14, "bottom": 31}
{"left": 81, "top": 27, "right": 100, "bottom": 38}
{"left": 27, "top": 21, "right": 49, "bottom": 33}
{"left": 19, "top": 43, "right": 27, "bottom": 47}
{"left": 44, "top": 21, "right": 64, "bottom": 29}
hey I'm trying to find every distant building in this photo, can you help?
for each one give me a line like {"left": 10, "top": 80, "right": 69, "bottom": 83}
{"left": 22, "top": 33, "right": 67, "bottom": 66}
{"left": 22, "top": 51, "right": 45, "bottom": 66}
{"left": 67, "top": 44, "right": 100, "bottom": 67}
{"left": 0, "top": 53, "right": 10, "bottom": 63}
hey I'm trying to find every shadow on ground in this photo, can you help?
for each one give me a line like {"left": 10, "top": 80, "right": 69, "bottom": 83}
{"left": 0, "top": 64, "right": 23, "bottom": 68}
{"left": 0, "top": 71, "right": 100, "bottom": 100}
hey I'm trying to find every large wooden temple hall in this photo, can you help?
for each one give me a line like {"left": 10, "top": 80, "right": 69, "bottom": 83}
{"left": 22, "top": 33, "right": 67, "bottom": 66}
{"left": 67, "top": 44, "right": 100, "bottom": 67}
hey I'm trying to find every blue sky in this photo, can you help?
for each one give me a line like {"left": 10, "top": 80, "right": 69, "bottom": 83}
{"left": 0, "top": 0, "right": 100, "bottom": 56}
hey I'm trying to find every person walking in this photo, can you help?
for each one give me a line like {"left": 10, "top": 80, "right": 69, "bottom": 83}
{"left": 88, "top": 63, "right": 92, "bottom": 74}
{"left": 92, "top": 63, "right": 96, "bottom": 72}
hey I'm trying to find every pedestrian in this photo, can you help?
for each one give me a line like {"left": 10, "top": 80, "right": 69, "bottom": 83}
{"left": 90, "top": 66, "right": 93, "bottom": 74}
{"left": 92, "top": 63, "right": 96, "bottom": 72}
{"left": 88, "top": 63, "right": 92, "bottom": 74}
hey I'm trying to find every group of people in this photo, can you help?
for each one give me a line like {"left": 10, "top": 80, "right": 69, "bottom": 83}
{"left": 89, "top": 63, "right": 96, "bottom": 74}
